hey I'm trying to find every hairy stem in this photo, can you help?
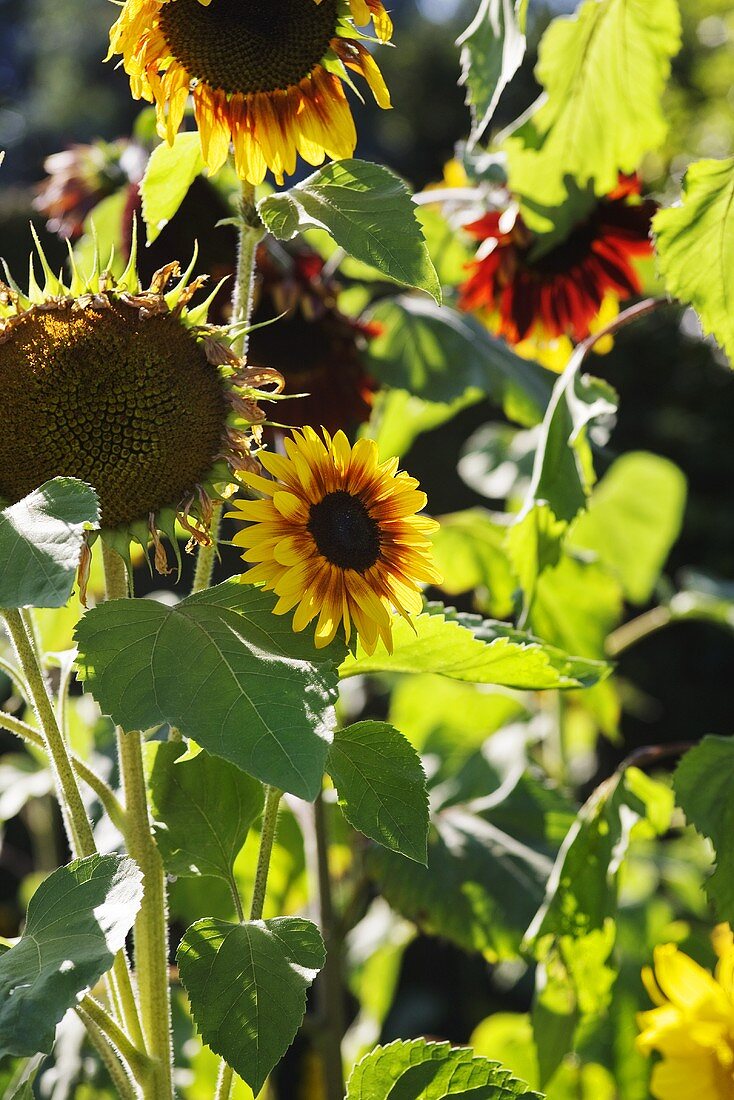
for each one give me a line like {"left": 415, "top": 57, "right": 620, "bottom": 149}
{"left": 192, "top": 179, "right": 264, "bottom": 594}
{"left": 80, "top": 995, "right": 152, "bottom": 1086}
{"left": 214, "top": 1062, "right": 235, "bottom": 1100}
{"left": 0, "top": 609, "right": 96, "bottom": 858}
{"left": 250, "top": 785, "right": 282, "bottom": 921}
{"left": 78, "top": 1008, "right": 138, "bottom": 1100}
{"left": 104, "top": 545, "right": 173, "bottom": 1099}
{"left": 311, "top": 790, "right": 346, "bottom": 1100}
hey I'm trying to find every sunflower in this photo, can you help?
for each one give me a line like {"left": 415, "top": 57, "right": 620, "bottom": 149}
{"left": 108, "top": 0, "right": 393, "bottom": 185}
{"left": 228, "top": 427, "right": 440, "bottom": 654}
{"left": 0, "top": 233, "right": 283, "bottom": 586}
{"left": 458, "top": 176, "right": 655, "bottom": 361}
{"left": 637, "top": 926, "right": 734, "bottom": 1099}
{"left": 248, "top": 244, "right": 378, "bottom": 435}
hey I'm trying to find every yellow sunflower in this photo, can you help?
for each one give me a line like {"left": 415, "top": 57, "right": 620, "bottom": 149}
{"left": 228, "top": 427, "right": 440, "bottom": 654}
{"left": 637, "top": 925, "right": 734, "bottom": 1099}
{"left": 108, "top": 0, "right": 393, "bottom": 184}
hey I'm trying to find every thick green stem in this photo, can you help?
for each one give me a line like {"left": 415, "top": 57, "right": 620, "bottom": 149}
{"left": 192, "top": 179, "right": 264, "bottom": 593}
{"left": 311, "top": 791, "right": 346, "bottom": 1100}
{"left": 79, "top": 1008, "right": 138, "bottom": 1100}
{"left": 80, "top": 995, "right": 152, "bottom": 1086}
{"left": 1, "top": 609, "right": 96, "bottom": 858}
{"left": 250, "top": 785, "right": 282, "bottom": 921}
{"left": 104, "top": 546, "right": 173, "bottom": 1099}
{"left": 214, "top": 1062, "right": 235, "bottom": 1100}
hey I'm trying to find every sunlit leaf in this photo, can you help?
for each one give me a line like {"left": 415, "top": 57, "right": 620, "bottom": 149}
{"left": 0, "top": 478, "right": 99, "bottom": 610}
{"left": 258, "top": 160, "right": 440, "bottom": 302}
{"left": 75, "top": 582, "right": 344, "bottom": 800}
{"left": 145, "top": 742, "right": 264, "bottom": 881}
{"left": 654, "top": 157, "right": 734, "bottom": 366}
{"left": 178, "top": 917, "right": 324, "bottom": 1094}
{"left": 505, "top": 0, "right": 681, "bottom": 231}
{"left": 141, "top": 133, "right": 205, "bottom": 244}
{"left": 458, "top": 0, "right": 528, "bottom": 145}
{"left": 327, "top": 722, "right": 428, "bottom": 864}
{"left": 346, "top": 1036, "right": 544, "bottom": 1098}
{"left": 0, "top": 856, "right": 142, "bottom": 1059}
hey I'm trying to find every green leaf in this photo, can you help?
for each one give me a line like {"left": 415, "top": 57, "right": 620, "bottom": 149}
{"left": 458, "top": 0, "right": 528, "bottom": 145}
{"left": 570, "top": 452, "right": 687, "bottom": 604}
{"left": 74, "top": 582, "right": 344, "bottom": 801}
{"left": 345, "top": 1037, "right": 544, "bottom": 1098}
{"left": 366, "top": 387, "right": 480, "bottom": 461}
{"left": 177, "top": 916, "right": 324, "bottom": 1094}
{"left": 0, "top": 855, "right": 143, "bottom": 1059}
{"left": 653, "top": 157, "right": 734, "bottom": 366}
{"left": 674, "top": 736, "right": 734, "bottom": 922}
{"left": 431, "top": 509, "right": 517, "bottom": 619}
{"left": 340, "top": 603, "right": 609, "bottom": 691}
{"left": 327, "top": 722, "right": 429, "bottom": 864}
{"left": 258, "top": 160, "right": 440, "bottom": 302}
{"left": 363, "top": 296, "right": 554, "bottom": 427}
{"left": 145, "top": 742, "right": 264, "bottom": 881}
{"left": 0, "top": 478, "right": 99, "bottom": 610}
{"left": 369, "top": 771, "right": 572, "bottom": 960}
{"left": 530, "top": 553, "right": 623, "bottom": 661}
{"left": 141, "top": 133, "right": 205, "bottom": 245}
{"left": 505, "top": 0, "right": 681, "bottom": 231}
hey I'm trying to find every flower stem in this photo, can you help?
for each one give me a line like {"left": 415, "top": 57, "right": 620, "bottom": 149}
{"left": 0, "top": 608, "right": 96, "bottom": 858}
{"left": 192, "top": 179, "right": 264, "bottom": 593}
{"left": 79, "top": 995, "right": 153, "bottom": 1086}
{"left": 250, "top": 785, "right": 282, "bottom": 921}
{"left": 103, "top": 544, "right": 174, "bottom": 1100}
{"left": 214, "top": 1062, "right": 235, "bottom": 1100}
{"left": 606, "top": 605, "right": 673, "bottom": 657}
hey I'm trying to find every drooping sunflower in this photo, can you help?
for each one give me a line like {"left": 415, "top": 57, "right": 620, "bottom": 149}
{"left": 228, "top": 427, "right": 440, "bottom": 654}
{"left": 248, "top": 244, "right": 378, "bottom": 436}
{"left": 637, "top": 926, "right": 734, "bottom": 1099}
{"left": 458, "top": 176, "right": 656, "bottom": 365}
{"left": 0, "top": 234, "right": 282, "bottom": 585}
{"left": 108, "top": 0, "right": 393, "bottom": 184}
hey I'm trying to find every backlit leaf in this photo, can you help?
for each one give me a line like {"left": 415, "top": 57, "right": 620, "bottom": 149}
{"left": 141, "top": 132, "right": 205, "bottom": 244}
{"left": 458, "top": 0, "right": 528, "bottom": 145}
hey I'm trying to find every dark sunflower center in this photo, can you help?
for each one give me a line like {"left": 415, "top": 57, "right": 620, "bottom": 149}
{"left": 159, "top": 0, "right": 339, "bottom": 96}
{"left": 308, "top": 489, "right": 381, "bottom": 572}
{"left": 0, "top": 301, "right": 228, "bottom": 528}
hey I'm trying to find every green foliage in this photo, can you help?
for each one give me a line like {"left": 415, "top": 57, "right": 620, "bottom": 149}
{"left": 369, "top": 769, "right": 572, "bottom": 960}
{"left": 140, "top": 133, "right": 205, "bottom": 244}
{"left": 0, "top": 856, "right": 142, "bottom": 1058}
{"left": 364, "top": 296, "right": 554, "bottom": 428}
{"left": 145, "top": 742, "right": 264, "bottom": 881}
{"left": 74, "top": 582, "right": 344, "bottom": 800}
{"left": 506, "top": 0, "right": 681, "bottom": 231}
{"left": 177, "top": 916, "right": 324, "bottom": 1094}
{"left": 0, "top": 478, "right": 99, "bottom": 609}
{"left": 431, "top": 509, "right": 516, "bottom": 619}
{"left": 674, "top": 736, "right": 734, "bottom": 921}
{"left": 345, "top": 1037, "right": 544, "bottom": 1098}
{"left": 654, "top": 157, "right": 734, "bottom": 365}
{"left": 257, "top": 160, "right": 440, "bottom": 302}
{"left": 327, "top": 721, "right": 429, "bottom": 864}
{"left": 569, "top": 452, "right": 687, "bottom": 604}
{"left": 341, "top": 602, "right": 609, "bottom": 690}
{"left": 458, "top": 0, "right": 528, "bottom": 146}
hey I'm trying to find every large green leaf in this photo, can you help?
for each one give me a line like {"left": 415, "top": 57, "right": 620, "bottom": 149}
{"left": 458, "top": 0, "right": 528, "bottom": 146}
{"left": 570, "top": 452, "right": 686, "bottom": 604}
{"left": 369, "top": 770, "right": 571, "bottom": 960}
{"left": 177, "top": 917, "right": 324, "bottom": 1094}
{"left": 363, "top": 296, "right": 553, "bottom": 427}
{"left": 258, "top": 160, "right": 440, "bottom": 302}
{"left": 505, "top": 0, "right": 681, "bottom": 230}
{"left": 346, "top": 1037, "right": 544, "bottom": 1098}
{"left": 75, "top": 582, "right": 344, "bottom": 800}
{"left": 674, "top": 736, "right": 734, "bottom": 922}
{"left": 327, "top": 722, "right": 428, "bottom": 865}
{"left": 0, "top": 479, "right": 99, "bottom": 609}
{"left": 340, "top": 603, "right": 609, "bottom": 690}
{"left": 145, "top": 742, "right": 264, "bottom": 881}
{"left": 431, "top": 509, "right": 516, "bottom": 619}
{"left": 653, "top": 157, "right": 734, "bottom": 366}
{"left": 140, "top": 132, "right": 205, "bottom": 244}
{"left": 0, "top": 855, "right": 143, "bottom": 1059}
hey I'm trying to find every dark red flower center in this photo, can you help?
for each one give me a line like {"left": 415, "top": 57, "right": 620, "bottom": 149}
{"left": 308, "top": 490, "right": 381, "bottom": 572}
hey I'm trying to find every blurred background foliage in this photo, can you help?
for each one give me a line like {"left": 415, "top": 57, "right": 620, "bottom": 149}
{"left": 2, "top": 0, "right": 734, "bottom": 1096}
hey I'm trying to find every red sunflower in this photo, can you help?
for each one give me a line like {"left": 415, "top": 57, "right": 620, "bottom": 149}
{"left": 459, "top": 177, "right": 656, "bottom": 346}
{"left": 247, "top": 245, "right": 379, "bottom": 436}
